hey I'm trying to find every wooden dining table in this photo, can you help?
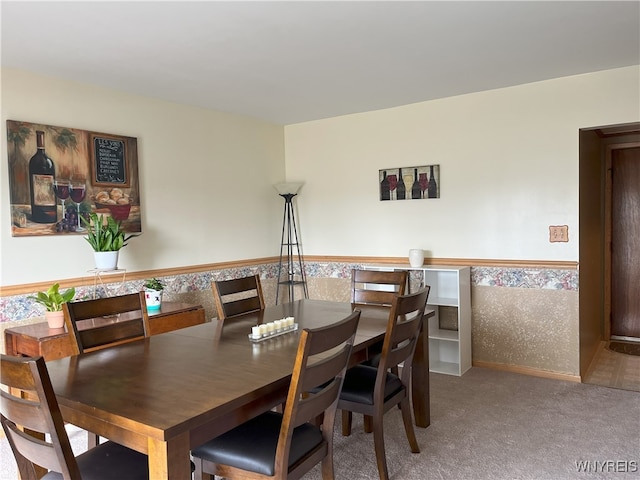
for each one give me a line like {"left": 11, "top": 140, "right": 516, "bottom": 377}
{"left": 44, "top": 299, "right": 434, "bottom": 479}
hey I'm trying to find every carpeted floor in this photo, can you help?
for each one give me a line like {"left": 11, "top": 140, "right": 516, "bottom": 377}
{"left": 2, "top": 367, "right": 639, "bottom": 479}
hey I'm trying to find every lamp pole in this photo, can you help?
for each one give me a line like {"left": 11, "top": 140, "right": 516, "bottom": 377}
{"left": 276, "top": 191, "right": 308, "bottom": 304}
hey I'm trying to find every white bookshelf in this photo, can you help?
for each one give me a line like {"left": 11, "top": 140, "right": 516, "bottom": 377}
{"left": 363, "top": 264, "right": 471, "bottom": 376}
{"left": 422, "top": 266, "right": 471, "bottom": 376}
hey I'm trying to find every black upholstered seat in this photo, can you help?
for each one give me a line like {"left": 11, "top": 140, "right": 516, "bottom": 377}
{"left": 339, "top": 365, "right": 403, "bottom": 405}
{"left": 192, "top": 411, "right": 322, "bottom": 476}
{"left": 41, "top": 441, "right": 148, "bottom": 480}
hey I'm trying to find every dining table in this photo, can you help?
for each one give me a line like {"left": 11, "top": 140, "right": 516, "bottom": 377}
{"left": 44, "top": 299, "right": 434, "bottom": 479}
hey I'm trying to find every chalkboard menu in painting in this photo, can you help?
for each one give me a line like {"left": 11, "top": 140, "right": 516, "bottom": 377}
{"left": 91, "top": 134, "right": 130, "bottom": 187}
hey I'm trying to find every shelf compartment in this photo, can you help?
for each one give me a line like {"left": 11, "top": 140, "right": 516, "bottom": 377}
{"left": 428, "top": 328, "right": 459, "bottom": 342}
{"left": 429, "top": 359, "right": 461, "bottom": 376}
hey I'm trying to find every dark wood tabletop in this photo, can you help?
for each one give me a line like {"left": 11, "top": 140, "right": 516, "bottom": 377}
{"left": 44, "top": 299, "right": 432, "bottom": 480}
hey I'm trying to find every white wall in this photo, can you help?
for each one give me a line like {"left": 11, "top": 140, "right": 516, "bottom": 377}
{"left": 284, "top": 66, "right": 640, "bottom": 261}
{"left": 1, "top": 69, "right": 286, "bottom": 286}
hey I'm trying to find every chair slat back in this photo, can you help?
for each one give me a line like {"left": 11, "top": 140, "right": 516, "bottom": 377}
{"left": 63, "top": 292, "right": 151, "bottom": 354}
{"left": 275, "top": 310, "right": 361, "bottom": 476}
{"left": 1, "top": 354, "right": 81, "bottom": 479}
{"left": 211, "top": 274, "right": 265, "bottom": 320}
{"left": 376, "top": 287, "right": 430, "bottom": 389}
{"left": 351, "top": 269, "right": 408, "bottom": 307}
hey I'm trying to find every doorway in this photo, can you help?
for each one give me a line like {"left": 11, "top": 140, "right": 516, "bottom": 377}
{"left": 579, "top": 123, "right": 640, "bottom": 379}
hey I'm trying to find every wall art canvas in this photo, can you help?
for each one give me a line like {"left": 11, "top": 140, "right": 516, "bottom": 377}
{"left": 379, "top": 164, "right": 440, "bottom": 201}
{"left": 6, "top": 120, "right": 142, "bottom": 236}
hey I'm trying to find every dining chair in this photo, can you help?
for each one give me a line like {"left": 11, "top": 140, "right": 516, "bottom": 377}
{"left": 191, "top": 309, "right": 362, "bottom": 480}
{"left": 350, "top": 269, "right": 408, "bottom": 307}
{"left": 63, "top": 291, "right": 151, "bottom": 355}
{"left": 63, "top": 291, "right": 151, "bottom": 448}
{"left": 0, "top": 353, "right": 149, "bottom": 480}
{"left": 211, "top": 274, "right": 265, "bottom": 320}
{"left": 351, "top": 268, "right": 409, "bottom": 371}
{"left": 338, "top": 287, "right": 430, "bottom": 480}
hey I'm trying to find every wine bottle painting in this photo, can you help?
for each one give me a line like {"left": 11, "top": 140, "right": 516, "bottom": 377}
{"left": 6, "top": 120, "right": 142, "bottom": 237}
{"left": 379, "top": 165, "right": 439, "bottom": 201}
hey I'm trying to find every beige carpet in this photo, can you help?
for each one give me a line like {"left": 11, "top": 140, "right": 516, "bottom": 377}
{"left": 2, "top": 367, "right": 639, "bottom": 479}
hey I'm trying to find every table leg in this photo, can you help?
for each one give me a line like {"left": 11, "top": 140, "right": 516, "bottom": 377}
{"left": 411, "top": 319, "right": 430, "bottom": 427}
{"left": 148, "top": 432, "right": 191, "bottom": 479}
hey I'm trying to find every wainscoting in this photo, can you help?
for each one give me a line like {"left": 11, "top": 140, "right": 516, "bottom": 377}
{"left": 0, "top": 258, "right": 580, "bottom": 378}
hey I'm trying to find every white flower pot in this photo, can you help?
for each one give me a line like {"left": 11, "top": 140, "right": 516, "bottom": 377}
{"left": 409, "top": 249, "right": 425, "bottom": 268}
{"left": 145, "top": 289, "right": 163, "bottom": 310}
{"left": 94, "top": 251, "right": 119, "bottom": 270}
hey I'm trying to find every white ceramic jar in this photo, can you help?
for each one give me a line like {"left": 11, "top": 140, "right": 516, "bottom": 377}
{"left": 408, "top": 249, "right": 425, "bottom": 268}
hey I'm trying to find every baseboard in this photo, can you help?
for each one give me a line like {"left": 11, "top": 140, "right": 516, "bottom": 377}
{"left": 473, "top": 360, "right": 581, "bottom": 383}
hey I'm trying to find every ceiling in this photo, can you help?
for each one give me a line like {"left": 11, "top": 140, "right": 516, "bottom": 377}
{"left": 2, "top": 1, "right": 639, "bottom": 125}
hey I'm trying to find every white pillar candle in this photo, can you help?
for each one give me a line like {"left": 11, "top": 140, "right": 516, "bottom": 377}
{"left": 267, "top": 322, "right": 276, "bottom": 333}
{"left": 274, "top": 319, "right": 283, "bottom": 330}
{"left": 286, "top": 317, "right": 295, "bottom": 327}
{"left": 258, "top": 324, "right": 268, "bottom": 336}
{"left": 251, "top": 326, "right": 260, "bottom": 337}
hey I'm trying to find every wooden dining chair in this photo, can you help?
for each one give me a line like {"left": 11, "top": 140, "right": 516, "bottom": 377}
{"left": 63, "top": 291, "right": 152, "bottom": 448}
{"left": 338, "top": 287, "right": 430, "bottom": 480}
{"left": 351, "top": 268, "right": 409, "bottom": 371}
{"left": 63, "top": 291, "right": 151, "bottom": 355}
{"left": 191, "top": 309, "right": 361, "bottom": 480}
{"left": 211, "top": 274, "right": 265, "bottom": 320}
{"left": 0, "top": 353, "right": 149, "bottom": 480}
{"left": 351, "top": 269, "right": 408, "bottom": 308}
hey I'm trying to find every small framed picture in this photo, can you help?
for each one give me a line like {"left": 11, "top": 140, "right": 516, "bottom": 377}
{"left": 379, "top": 164, "right": 439, "bottom": 201}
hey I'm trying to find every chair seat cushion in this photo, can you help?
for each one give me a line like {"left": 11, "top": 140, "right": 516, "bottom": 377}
{"left": 42, "top": 441, "right": 148, "bottom": 480}
{"left": 339, "top": 364, "right": 403, "bottom": 405}
{"left": 192, "top": 410, "right": 323, "bottom": 476}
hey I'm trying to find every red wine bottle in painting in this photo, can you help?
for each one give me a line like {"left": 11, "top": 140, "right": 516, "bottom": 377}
{"left": 396, "top": 168, "right": 406, "bottom": 199}
{"left": 29, "top": 130, "right": 56, "bottom": 223}
{"left": 411, "top": 168, "right": 421, "bottom": 199}
{"left": 380, "top": 170, "right": 390, "bottom": 200}
{"left": 428, "top": 165, "right": 438, "bottom": 198}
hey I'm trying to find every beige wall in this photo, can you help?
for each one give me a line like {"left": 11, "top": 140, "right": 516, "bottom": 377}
{"left": 283, "top": 66, "right": 639, "bottom": 261}
{"left": 1, "top": 68, "right": 286, "bottom": 287}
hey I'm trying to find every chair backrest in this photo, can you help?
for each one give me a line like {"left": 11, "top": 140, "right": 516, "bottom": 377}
{"left": 351, "top": 269, "right": 408, "bottom": 307}
{"left": 63, "top": 292, "right": 151, "bottom": 354}
{"left": 376, "top": 287, "right": 430, "bottom": 391}
{"left": 276, "top": 309, "right": 361, "bottom": 477}
{"left": 1, "top": 354, "right": 82, "bottom": 479}
{"left": 211, "top": 274, "right": 265, "bottom": 320}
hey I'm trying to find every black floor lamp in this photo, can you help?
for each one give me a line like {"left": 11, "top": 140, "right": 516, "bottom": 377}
{"left": 275, "top": 183, "right": 308, "bottom": 304}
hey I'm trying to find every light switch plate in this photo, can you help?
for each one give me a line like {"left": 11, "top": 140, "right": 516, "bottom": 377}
{"left": 549, "top": 225, "right": 569, "bottom": 242}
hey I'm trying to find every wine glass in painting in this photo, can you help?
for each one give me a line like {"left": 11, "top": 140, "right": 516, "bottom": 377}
{"left": 53, "top": 179, "right": 69, "bottom": 221}
{"left": 388, "top": 174, "right": 397, "bottom": 200}
{"left": 419, "top": 173, "right": 428, "bottom": 199}
{"left": 70, "top": 182, "right": 86, "bottom": 232}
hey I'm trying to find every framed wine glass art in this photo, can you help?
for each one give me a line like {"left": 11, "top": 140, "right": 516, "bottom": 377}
{"left": 379, "top": 164, "right": 440, "bottom": 201}
{"left": 6, "top": 120, "right": 142, "bottom": 237}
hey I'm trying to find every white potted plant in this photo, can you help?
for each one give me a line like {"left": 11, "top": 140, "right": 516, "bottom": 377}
{"left": 82, "top": 212, "right": 139, "bottom": 270}
{"left": 144, "top": 278, "right": 165, "bottom": 310}
{"left": 28, "top": 283, "right": 76, "bottom": 329}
